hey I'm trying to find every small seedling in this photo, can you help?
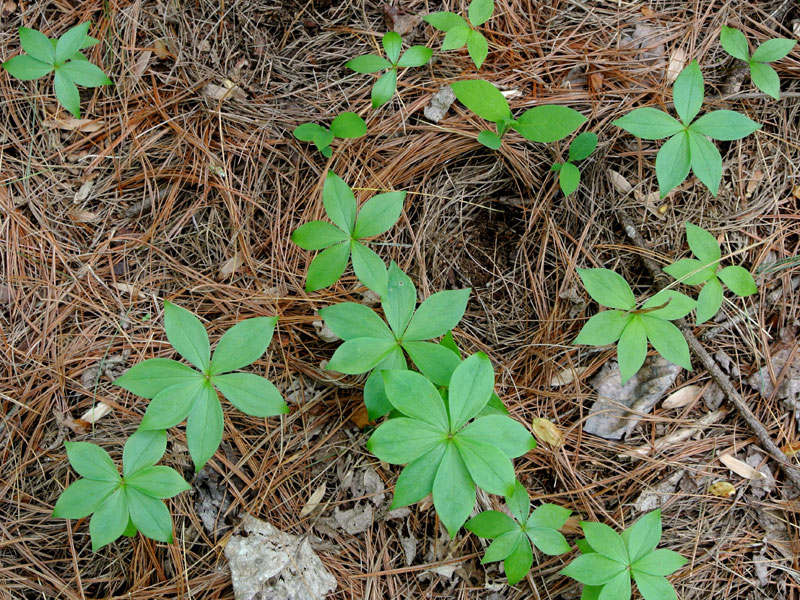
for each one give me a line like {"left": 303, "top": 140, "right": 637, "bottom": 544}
{"left": 612, "top": 60, "right": 761, "bottom": 198}
{"left": 367, "top": 353, "right": 536, "bottom": 537}
{"left": 52, "top": 430, "right": 190, "bottom": 551}
{"left": 1, "top": 22, "right": 112, "bottom": 118}
{"left": 466, "top": 481, "right": 570, "bottom": 584}
{"left": 573, "top": 269, "right": 696, "bottom": 383}
{"left": 449, "top": 79, "right": 586, "bottom": 149}
{"left": 293, "top": 112, "right": 367, "bottom": 157}
{"left": 321, "top": 262, "right": 469, "bottom": 418}
{"left": 720, "top": 26, "right": 796, "bottom": 100}
{"left": 345, "top": 32, "right": 433, "bottom": 108}
{"left": 114, "top": 302, "right": 288, "bottom": 471}
{"left": 423, "top": 0, "right": 494, "bottom": 69}
{"left": 551, "top": 132, "right": 598, "bottom": 195}
{"left": 561, "top": 510, "right": 687, "bottom": 600}
{"left": 663, "top": 222, "right": 757, "bottom": 325}
{"left": 291, "top": 171, "right": 405, "bottom": 295}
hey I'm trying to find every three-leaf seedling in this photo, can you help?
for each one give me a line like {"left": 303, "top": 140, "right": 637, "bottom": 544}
{"left": 293, "top": 112, "right": 367, "bottom": 157}
{"left": 551, "top": 132, "right": 598, "bottom": 195}
{"left": 613, "top": 60, "right": 761, "bottom": 197}
{"left": 720, "top": 26, "right": 796, "bottom": 100}
{"left": 291, "top": 171, "right": 406, "bottom": 295}
{"left": 424, "top": 0, "right": 494, "bottom": 69}
{"left": 449, "top": 79, "right": 587, "bottom": 150}
{"left": 1, "top": 22, "right": 112, "bottom": 118}
{"left": 52, "top": 430, "right": 190, "bottom": 551}
{"left": 345, "top": 32, "right": 433, "bottom": 108}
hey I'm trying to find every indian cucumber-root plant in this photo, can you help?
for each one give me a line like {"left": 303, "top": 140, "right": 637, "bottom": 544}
{"left": 551, "top": 132, "right": 598, "bottom": 195}
{"left": 293, "top": 112, "right": 367, "bottom": 157}
{"left": 720, "top": 26, "right": 797, "bottom": 100}
{"left": 423, "top": 0, "right": 495, "bottom": 68}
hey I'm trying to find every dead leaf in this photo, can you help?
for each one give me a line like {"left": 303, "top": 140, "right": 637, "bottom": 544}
{"left": 153, "top": 39, "right": 170, "bottom": 59}
{"left": 74, "top": 180, "right": 94, "bottom": 203}
{"left": 218, "top": 254, "right": 243, "bottom": 279}
{"left": 746, "top": 169, "right": 764, "bottom": 198}
{"left": 549, "top": 366, "right": 588, "bottom": 387}
{"left": 300, "top": 482, "right": 327, "bottom": 517}
{"left": 635, "top": 188, "right": 667, "bottom": 220}
{"left": 608, "top": 169, "right": 634, "bottom": 194}
{"left": 623, "top": 409, "right": 728, "bottom": 458}
{"left": 633, "top": 470, "right": 684, "bottom": 512}
{"left": 43, "top": 117, "right": 105, "bottom": 132}
{"left": 131, "top": 50, "right": 152, "bottom": 78}
{"left": 1, "top": 1, "right": 16, "bottom": 17}
{"left": 641, "top": 6, "right": 655, "bottom": 17}
{"left": 350, "top": 404, "right": 372, "bottom": 429}
{"left": 423, "top": 85, "right": 456, "bottom": 123}
{"left": 748, "top": 348, "right": 800, "bottom": 411}
{"left": 792, "top": 185, "right": 800, "bottom": 200}
{"left": 589, "top": 72, "right": 604, "bottom": 92}
{"left": 383, "top": 4, "right": 421, "bottom": 38}
{"left": 708, "top": 481, "right": 736, "bottom": 497}
{"left": 560, "top": 515, "right": 583, "bottom": 535}
{"left": 313, "top": 320, "right": 339, "bottom": 343}
{"left": 666, "top": 48, "right": 688, "bottom": 83}
{"left": 70, "top": 209, "right": 98, "bottom": 223}
{"left": 720, "top": 453, "right": 767, "bottom": 480}
{"left": 111, "top": 283, "right": 146, "bottom": 298}
{"left": 781, "top": 441, "right": 800, "bottom": 456}
{"left": 78, "top": 402, "right": 113, "bottom": 425}
{"left": 662, "top": 384, "right": 704, "bottom": 409}
{"left": 531, "top": 418, "right": 564, "bottom": 447}
{"left": 333, "top": 503, "right": 374, "bottom": 534}
{"left": 204, "top": 81, "right": 246, "bottom": 102}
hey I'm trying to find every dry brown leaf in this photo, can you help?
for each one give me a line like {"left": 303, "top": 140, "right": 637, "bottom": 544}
{"left": 792, "top": 185, "right": 800, "bottom": 200}
{"left": 641, "top": 6, "right": 655, "bottom": 17}
{"left": 218, "top": 254, "right": 243, "bottom": 279}
{"left": 111, "top": 283, "right": 146, "bottom": 298}
{"left": 70, "top": 209, "right": 98, "bottom": 223}
{"left": 781, "top": 441, "right": 800, "bottom": 457}
{"left": 300, "top": 482, "right": 327, "bottom": 517}
{"left": 78, "top": 402, "right": 113, "bottom": 425}
{"left": 635, "top": 189, "right": 667, "bottom": 220}
{"left": 623, "top": 408, "right": 728, "bottom": 458}
{"left": 560, "top": 515, "right": 582, "bottom": 535}
{"left": 608, "top": 169, "right": 634, "bottom": 194}
{"left": 662, "top": 384, "right": 704, "bottom": 409}
{"left": 153, "top": 39, "right": 170, "bottom": 59}
{"left": 589, "top": 72, "right": 604, "bottom": 92}
{"left": 2, "top": 1, "right": 17, "bottom": 17}
{"left": 746, "top": 169, "right": 764, "bottom": 198}
{"left": 531, "top": 418, "right": 564, "bottom": 447}
{"left": 43, "top": 117, "right": 105, "bottom": 132}
{"left": 74, "top": 180, "right": 94, "bottom": 203}
{"left": 131, "top": 50, "right": 152, "bottom": 78}
{"left": 708, "top": 481, "right": 736, "bottom": 497}
{"left": 720, "top": 453, "right": 767, "bottom": 480}
{"left": 204, "top": 81, "right": 246, "bottom": 102}
{"left": 666, "top": 48, "right": 688, "bottom": 83}
{"left": 549, "top": 366, "right": 588, "bottom": 387}
{"left": 350, "top": 404, "right": 372, "bottom": 429}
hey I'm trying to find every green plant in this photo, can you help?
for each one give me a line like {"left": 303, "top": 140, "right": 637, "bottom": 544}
{"left": 320, "top": 262, "right": 469, "bottom": 418}
{"left": 612, "top": 60, "right": 760, "bottom": 198}
{"left": 291, "top": 171, "right": 405, "bottom": 295}
{"left": 293, "top": 112, "right": 367, "bottom": 157}
{"left": 720, "top": 26, "right": 796, "bottom": 100}
{"left": 466, "top": 481, "right": 570, "bottom": 584}
{"left": 367, "top": 353, "right": 536, "bottom": 536}
{"left": 561, "top": 510, "right": 687, "bottom": 600}
{"left": 345, "top": 32, "right": 433, "bottom": 108}
{"left": 114, "top": 302, "right": 288, "bottom": 471}
{"left": 551, "top": 132, "right": 598, "bottom": 195}
{"left": 573, "top": 269, "right": 696, "bottom": 383}
{"left": 52, "top": 430, "right": 190, "bottom": 551}
{"left": 423, "top": 0, "right": 494, "bottom": 69}
{"left": 1, "top": 22, "right": 112, "bottom": 118}
{"left": 663, "top": 222, "right": 757, "bottom": 325}
{"left": 449, "top": 79, "right": 586, "bottom": 149}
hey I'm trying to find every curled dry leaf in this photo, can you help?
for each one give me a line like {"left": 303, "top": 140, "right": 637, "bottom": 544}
{"left": 666, "top": 48, "right": 688, "bottom": 83}
{"left": 218, "top": 254, "right": 244, "bottom": 280}
{"left": 708, "top": 481, "right": 736, "bottom": 498}
{"left": 560, "top": 515, "right": 583, "bottom": 535}
{"left": 549, "top": 366, "right": 588, "bottom": 387}
{"left": 43, "top": 117, "right": 105, "bottom": 132}
{"left": 78, "top": 402, "right": 113, "bottom": 425}
{"left": 204, "top": 81, "right": 247, "bottom": 102}
{"left": 720, "top": 453, "right": 768, "bottom": 480}
{"left": 70, "top": 209, "right": 98, "bottom": 223}
{"left": 300, "top": 482, "right": 327, "bottom": 517}
{"left": 74, "top": 180, "right": 94, "bottom": 203}
{"left": 662, "top": 384, "right": 704, "bottom": 409}
{"left": 111, "top": 283, "right": 146, "bottom": 299}
{"left": 531, "top": 417, "right": 564, "bottom": 447}
{"left": 608, "top": 169, "right": 634, "bottom": 194}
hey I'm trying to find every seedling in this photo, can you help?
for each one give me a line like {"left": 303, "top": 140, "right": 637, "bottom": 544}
{"left": 663, "top": 222, "right": 757, "bottom": 325}
{"left": 367, "top": 353, "right": 536, "bottom": 537}
{"left": 720, "top": 26, "right": 796, "bottom": 100}
{"left": 561, "top": 510, "right": 687, "bottom": 600}
{"left": 573, "top": 269, "right": 696, "bottom": 383}
{"left": 321, "top": 262, "right": 469, "bottom": 418}
{"left": 424, "top": 0, "right": 494, "bottom": 69}
{"left": 114, "top": 302, "right": 288, "bottom": 471}
{"left": 291, "top": 171, "right": 405, "bottom": 295}
{"left": 612, "top": 60, "right": 761, "bottom": 197}
{"left": 551, "top": 132, "right": 598, "bottom": 195}
{"left": 466, "top": 481, "right": 571, "bottom": 584}
{"left": 449, "top": 79, "right": 586, "bottom": 149}
{"left": 52, "top": 430, "right": 190, "bottom": 551}
{"left": 345, "top": 32, "right": 433, "bottom": 108}
{"left": 293, "top": 112, "right": 367, "bottom": 157}
{"left": 1, "top": 22, "right": 112, "bottom": 118}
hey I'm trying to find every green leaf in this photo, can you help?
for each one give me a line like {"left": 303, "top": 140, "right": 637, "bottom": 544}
{"left": 450, "top": 79, "right": 512, "bottom": 123}
{"left": 468, "top": 0, "right": 494, "bottom": 26}
{"left": 441, "top": 25, "right": 471, "bottom": 51}
{"left": 363, "top": 349, "right": 406, "bottom": 420}
{"left": 672, "top": 60, "right": 704, "bottom": 125}
{"left": 482, "top": 529, "right": 522, "bottom": 563}
{"left": 569, "top": 131, "right": 598, "bottom": 161}
{"left": 477, "top": 130, "right": 503, "bottom": 149}
{"left": 527, "top": 503, "right": 571, "bottom": 530}
{"left": 551, "top": 162, "right": 562, "bottom": 172}
{"left": 291, "top": 221, "right": 348, "bottom": 251}
{"left": 403, "top": 289, "right": 470, "bottom": 341}
{"left": 504, "top": 537, "right": 534, "bottom": 585}
{"left": 458, "top": 415, "right": 536, "bottom": 458}
{"left": 466, "top": 510, "right": 517, "bottom": 538}
{"left": 641, "top": 289, "right": 696, "bottom": 320}
{"left": 320, "top": 145, "right": 333, "bottom": 158}
{"left": 209, "top": 317, "right": 277, "bottom": 374}
{"left": 320, "top": 303, "right": 393, "bottom": 340}
{"left": 346, "top": 54, "right": 391, "bottom": 73}
{"left": 353, "top": 191, "right": 405, "bottom": 239}
{"left": 690, "top": 110, "right": 760, "bottom": 140}
{"left": 624, "top": 509, "right": 662, "bottom": 563}
{"left": 599, "top": 571, "right": 632, "bottom": 600}
{"left": 749, "top": 61, "right": 780, "bottom": 100}
{"left": 126, "top": 465, "right": 191, "bottom": 498}
{"left": 329, "top": 112, "right": 366, "bottom": 138}
{"left": 440, "top": 330, "right": 462, "bottom": 357}
{"left": 89, "top": 488, "right": 129, "bottom": 551}
{"left": 391, "top": 442, "right": 446, "bottom": 508}
{"left": 54, "top": 70, "right": 81, "bottom": 118}
{"left": 382, "top": 32, "right": 403, "bottom": 64}
{"left": 582, "top": 521, "right": 628, "bottom": 564}
{"left": 383, "top": 263, "right": 417, "bottom": 336}
{"left": 641, "top": 315, "right": 691, "bottom": 370}
{"left": 139, "top": 380, "right": 205, "bottom": 430}
{"left": 631, "top": 549, "right": 687, "bottom": 576}
{"left": 685, "top": 222, "right": 721, "bottom": 264}
{"left": 423, "top": 12, "right": 468, "bottom": 31}
{"left": 559, "top": 162, "right": 581, "bottom": 195}
{"left": 632, "top": 571, "right": 677, "bottom": 600}
{"left": 383, "top": 369, "right": 449, "bottom": 430}
{"left": 466, "top": 30, "right": 489, "bottom": 69}
{"left": 64, "top": 442, "right": 120, "bottom": 482}
{"left": 313, "top": 129, "right": 334, "bottom": 153}
{"left": 513, "top": 106, "right": 587, "bottom": 143}
{"left": 323, "top": 171, "right": 357, "bottom": 234}
{"left": 433, "top": 441, "right": 476, "bottom": 537}
{"left": 751, "top": 38, "right": 796, "bottom": 63}
{"left": 122, "top": 429, "right": 167, "bottom": 477}
{"left": 663, "top": 258, "right": 716, "bottom": 285}
{"left": 456, "top": 437, "right": 515, "bottom": 495}
{"left": 163, "top": 301, "right": 211, "bottom": 371}
{"left": 526, "top": 524, "right": 571, "bottom": 555}
{"left": 327, "top": 337, "right": 397, "bottom": 374}
{"left": 695, "top": 276, "right": 723, "bottom": 325}
{"left": 367, "top": 418, "right": 445, "bottom": 464}
{"left": 688, "top": 130, "right": 722, "bottom": 195}
{"left": 561, "top": 553, "right": 627, "bottom": 585}
{"left": 506, "top": 480, "right": 530, "bottom": 522}
{"left": 372, "top": 69, "right": 397, "bottom": 108}
{"left": 293, "top": 122, "right": 326, "bottom": 142}
{"left": 718, "top": 265, "right": 757, "bottom": 296}
{"left": 618, "top": 317, "right": 648, "bottom": 384}
{"left": 351, "top": 241, "right": 389, "bottom": 297}
{"left": 305, "top": 241, "right": 350, "bottom": 292}
{"left": 656, "top": 131, "right": 691, "bottom": 198}
{"left": 574, "top": 310, "right": 632, "bottom": 345}
{"left": 19, "top": 27, "right": 55, "bottom": 64}
{"left": 612, "top": 108, "right": 684, "bottom": 140}
{"left": 125, "top": 486, "right": 173, "bottom": 543}
{"left": 122, "top": 518, "right": 137, "bottom": 537}
{"left": 448, "top": 352, "right": 495, "bottom": 429}
{"left": 52, "top": 478, "right": 117, "bottom": 518}
{"left": 402, "top": 340, "right": 461, "bottom": 386}
{"left": 186, "top": 385, "right": 224, "bottom": 471}
{"left": 720, "top": 27, "right": 750, "bottom": 61}
{"left": 55, "top": 22, "right": 90, "bottom": 64}
{"left": 576, "top": 268, "right": 636, "bottom": 310}
{"left": 59, "top": 60, "right": 111, "bottom": 86}
{"left": 114, "top": 358, "right": 202, "bottom": 399}
{"left": 398, "top": 46, "right": 433, "bottom": 68}
{"left": 2, "top": 55, "right": 53, "bottom": 80}
{"left": 212, "top": 372, "right": 288, "bottom": 417}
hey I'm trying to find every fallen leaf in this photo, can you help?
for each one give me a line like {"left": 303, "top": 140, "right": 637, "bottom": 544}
{"left": 708, "top": 481, "right": 736, "bottom": 497}
{"left": 333, "top": 503, "right": 374, "bottom": 534}
{"left": 666, "top": 48, "right": 688, "bottom": 83}
{"left": 153, "top": 39, "right": 170, "bottom": 58}
{"left": 78, "top": 402, "right": 113, "bottom": 425}
{"left": 746, "top": 169, "right": 764, "bottom": 198}
{"left": 74, "top": 180, "right": 94, "bottom": 203}
{"left": 383, "top": 4, "right": 421, "bottom": 38}
{"left": 531, "top": 418, "right": 564, "bottom": 447}
{"left": 131, "top": 50, "right": 152, "bottom": 78}
{"left": 641, "top": 6, "right": 655, "bottom": 17}
{"left": 633, "top": 470, "right": 684, "bottom": 512}
{"left": 781, "top": 441, "right": 800, "bottom": 456}
{"left": 218, "top": 254, "right": 243, "bottom": 279}
{"left": 350, "top": 404, "right": 372, "bottom": 429}
{"left": 792, "top": 185, "right": 800, "bottom": 200}
{"left": 720, "top": 453, "right": 767, "bottom": 480}
{"left": 70, "top": 209, "right": 98, "bottom": 223}
{"left": 2, "top": 1, "right": 16, "bottom": 17}
{"left": 313, "top": 320, "right": 339, "bottom": 343}
{"left": 748, "top": 348, "right": 800, "bottom": 411}
{"left": 560, "top": 515, "right": 583, "bottom": 535}
{"left": 662, "top": 384, "right": 704, "bottom": 409}
{"left": 623, "top": 408, "right": 728, "bottom": 458}
{"left": 589, "top": 72, "right": 604, "bottom": 92}
{"left": 608, "top": 169, "right": 634, "bottom": 194}
{"left": 204, "top": 81, "right": 246, "bottom": 102}
{"left": 111, "top": 283, "right": 146, "bottom": 298}
{"left": 43, "top": 117, "right": 105, "bottom": 132}
{"left": 423, "top": 85, "right": 456, "bottom": 123}
{"left": 300, "top": 482, "right": 327, "bottom": 517}
{"left": 549, "top": 366, "right": 588, "bottom": 387}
